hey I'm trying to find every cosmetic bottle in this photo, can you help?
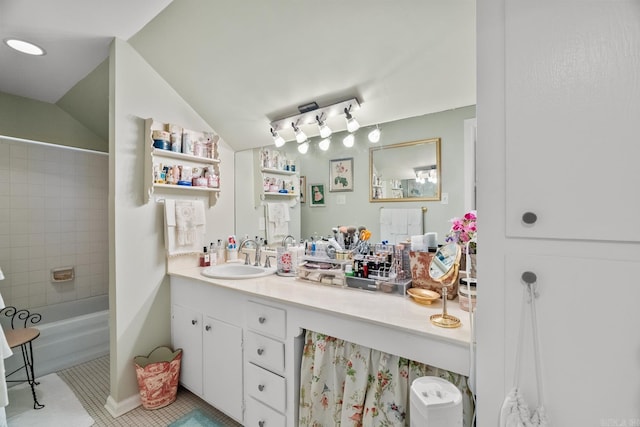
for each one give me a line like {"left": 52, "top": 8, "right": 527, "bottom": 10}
{"left": 200, "top": 246, "right": 210, "bottom": 267}
{"left": 209, "top": 242, "right": 217, "bottom": 265}
{"left": 216, "top": 239, "right": 224, "bottom": 264}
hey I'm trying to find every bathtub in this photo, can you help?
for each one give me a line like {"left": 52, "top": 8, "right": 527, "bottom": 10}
{"left": 3, "top": 295, "right": 110, "bottom": 378}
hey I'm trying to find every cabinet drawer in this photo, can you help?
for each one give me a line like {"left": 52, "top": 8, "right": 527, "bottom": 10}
{"left": 245, "top": 396, "right": 286, "bottom": 427}
{"left": 246, "top": 301, "right": 286, "bottom": 339}
{"left": 246, "top": 330, "right": 285, "bottom": 373}
{"left": 246, "top": 363, "right": 286, "bottom": 412}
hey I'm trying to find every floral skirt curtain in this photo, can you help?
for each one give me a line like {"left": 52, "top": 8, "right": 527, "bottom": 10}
{"left": 299, "top": 330, "right": 474, "bottom": 427}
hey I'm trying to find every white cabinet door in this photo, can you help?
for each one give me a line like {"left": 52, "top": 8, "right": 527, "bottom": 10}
{"left": 504, "top": 0, "right": 640, "bottom": 242}
{"left": 203, "top": 316, "right": 243, "bottom": 423}
{"left": 171, "top": 304, "right": 203, "bottom": 395}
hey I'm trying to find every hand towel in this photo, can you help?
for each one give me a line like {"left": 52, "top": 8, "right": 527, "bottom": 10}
{"left": 164, "top": 199, "right": 206, "bottom": 256}
{"left": 266, "top": 202, "right": 290, "bottom": 243}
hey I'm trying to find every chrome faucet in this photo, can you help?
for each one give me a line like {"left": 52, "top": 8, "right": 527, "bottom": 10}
{"left": 282, "top": 235, "right": 296, "bottom": 248}
{"left": 239, "top": 239, "right": 261, "bottom": 266}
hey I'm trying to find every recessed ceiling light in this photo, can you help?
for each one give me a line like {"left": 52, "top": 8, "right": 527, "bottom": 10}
{"left": 4, "top": 38, "right": 46, "bottom": 56}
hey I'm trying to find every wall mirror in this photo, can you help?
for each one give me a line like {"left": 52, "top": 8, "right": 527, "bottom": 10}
{"left": 369, "top": 138, "right": 441, "bottom": 202}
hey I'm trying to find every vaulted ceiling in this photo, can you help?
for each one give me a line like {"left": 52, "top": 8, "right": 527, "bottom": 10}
{"left": 0, "top": 0, "right": 476, "bottom": 152}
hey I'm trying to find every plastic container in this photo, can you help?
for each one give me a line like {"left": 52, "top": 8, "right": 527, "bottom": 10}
{"left": 153, "top": 139, "right": 170, "bottom": 150}
{"left": 410, "top": 376, "right": 462, "bottom": 426}
{"left": 458, "top": 277, "right": 476, "bottom": 312}
{"left": 133, "top": 346, "right": 182, "bottom": 410}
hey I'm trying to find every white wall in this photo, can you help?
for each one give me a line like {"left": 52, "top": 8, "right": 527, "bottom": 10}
{"left": 107, "top": 38, "right": 235, "bottom": 411}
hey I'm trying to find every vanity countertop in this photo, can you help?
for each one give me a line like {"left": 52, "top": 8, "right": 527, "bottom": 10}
{"left": 169, "top": 264, "right": 471, "bottom": 350}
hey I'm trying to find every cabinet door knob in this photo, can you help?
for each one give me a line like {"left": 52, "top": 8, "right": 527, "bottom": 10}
{"left": 205, "top": 325, "right": 211, "bottom": 331}
{"left": 191, "top": 319, "right": 198, "bottom": 326}
{"left": 521, "top": 271, "right": 537, "bottom": 285}
{"left": 258, "top": 316, "right": 266, "bottom": 324}
{"left": 522, "top": 211, "right": 537, "bottom": 225}
{"left": 258, "top": 384, "right": 265, "bottom": 392}
{"left": 257, "top": 348, "right": 264, "bottom": 355}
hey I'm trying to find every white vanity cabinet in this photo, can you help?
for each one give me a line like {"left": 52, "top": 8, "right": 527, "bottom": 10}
{"left": 170, "top": 277, "right": 244, "bottom": 423}
{"left": 243, "top": 301, "right": 289, "bottom": 426}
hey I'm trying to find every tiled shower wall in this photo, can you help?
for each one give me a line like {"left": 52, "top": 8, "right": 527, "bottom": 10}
{"left": 0, "top": 137, "right": 108, "bottom": 309}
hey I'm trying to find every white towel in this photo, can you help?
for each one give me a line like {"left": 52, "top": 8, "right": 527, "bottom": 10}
{"left": 266, "top": 202, "right": 290, "bottom": 243}
{"left": 164, "top": 199, "right": 206, "bottom": 256}
{"left": 390, "top": 209, "right": 408, "bottom": 234}
{"left": 380, "top": 208, "right": 423, "bottom": 244}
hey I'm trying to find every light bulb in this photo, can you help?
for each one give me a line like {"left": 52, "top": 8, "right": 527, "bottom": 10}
{"left": 297, "top": 141, "right": 309, "bottom": 154}
{"left": 346, "top": 117, "right": 360, "bottom": 133}
{"left": 274, "top": 135, "right": 285, "bottom": 147}
{"left": 319, "top": 123, "right": 332, "bottom": 138}
{"left": 368, "top": 127, "right": 381, "bottom": 143}
{"left": 318, "top": 138, "right": 331, "bottom": 151}
{"left": 271, "top": 128, "right": 285, "bottom": 147}
{"left": 292, "top": 122, "right": 307, "bottom": 143}
{"left": 343, "top": 134, "right": 354, "bottom": 148}
{"left": 344, "top": 107, "right": 360, "bottom": 133}
{"left": 316, "top": 115, "right": 332, "bottom": 138}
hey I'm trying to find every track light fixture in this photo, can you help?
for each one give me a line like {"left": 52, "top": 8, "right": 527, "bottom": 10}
{"left": 270, "top": 128, "right": 285, "bottom": 147}
{"left": 318, "top": 137, "right": 331, "bottom": 151}
{"left": 368, "top": 125, "right": 381, "bottom": 143}
{"left": 316, "top": 114, "right": 332, "bottom": 138}
{"left": 344, "top": 106, "right": 360, "bottom": 133}
{"left": 292, "top": 122, "right": 307, "bottom": 143}
{"left": 298, "top": 140, "right": 309, "bottom": 154}
{"left": 269, "top": 98, "right": 360, "bottom": 148}
{"left": 343, "top": 133, "right": 355, "bottom": 148}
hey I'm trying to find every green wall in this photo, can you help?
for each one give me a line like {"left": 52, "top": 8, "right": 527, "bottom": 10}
{"left": 0, "top": 91, "right": 107, "bottom": 152}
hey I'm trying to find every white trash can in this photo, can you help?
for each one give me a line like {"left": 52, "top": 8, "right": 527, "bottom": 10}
{"left": 410, "top": 376, "right": 462, "bottom": 426}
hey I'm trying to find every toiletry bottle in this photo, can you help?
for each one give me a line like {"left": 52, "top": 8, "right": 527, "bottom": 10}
{"left": 216, "top": 239, "right": 224, "bottom": 264}
{"left": 200, "top": 246, "right": 210, "bottom": 267}
{"left": 209, "top": 242, "right": 217, "bottom": 265}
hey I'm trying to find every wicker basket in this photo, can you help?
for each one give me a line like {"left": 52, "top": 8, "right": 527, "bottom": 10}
{"left": 134, "top": 346, "right": 182, "bottom": 410}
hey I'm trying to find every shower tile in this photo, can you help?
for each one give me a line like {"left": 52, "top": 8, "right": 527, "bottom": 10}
{"left": 76, "top": 285, "right": 91, "bottom": 300}
{"left": 28, "top": 282, "right": 46, "bottom": 295}
{"left": 2, "top": 140, "right": 107, "bottom": 309}
{"left": 11, "top": 285, "right": 29, "bottom": 298}
{"left": 9, "top": 144, "right": 27, "bottom": 159}
{"left": 0, "top": 222, "right": 10, "bottom": 238}
{"left": 29, "top": 291, "right": 47, "bottom": 308}
{"left": 10, "top": 271, "right": 28, "bottom": 286}
{"left": 11, "top": 296, "right": 28, "bottom": 308}
{"left": 28, "top": 268, "right": 48, "bottom": 283}
{"left": 29, "top": 233, "right": 46, "bottom": 252}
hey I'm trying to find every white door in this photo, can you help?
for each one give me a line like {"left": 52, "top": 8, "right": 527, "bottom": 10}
{"left": 171, "top": 304, "right": 203, "bottom": 395}
{"left": 203, "top": 316, "right": 243, "bottom": 423}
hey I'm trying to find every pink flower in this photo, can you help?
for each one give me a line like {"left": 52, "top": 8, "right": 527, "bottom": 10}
{"left": 446, "top": 210, "right": 477, "bottom": 252}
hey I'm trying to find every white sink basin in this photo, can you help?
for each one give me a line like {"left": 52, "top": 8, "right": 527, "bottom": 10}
{"left": 201, "top": 263, "right": 276, "bottom": 280}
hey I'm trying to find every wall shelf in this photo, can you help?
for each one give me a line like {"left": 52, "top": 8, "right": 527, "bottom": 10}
{"left": 253, "top": 149, "right": 299, "bottom": 208}
{"left": 260, "top": 168, "right": 296, "bottom": 176}
{"left": 144, "top": 118, "right": 221, "bottom": 207}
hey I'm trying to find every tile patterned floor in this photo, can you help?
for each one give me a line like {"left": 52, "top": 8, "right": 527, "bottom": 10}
{"left": 56, "top": 355, "right": 242, "bottom": 427}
